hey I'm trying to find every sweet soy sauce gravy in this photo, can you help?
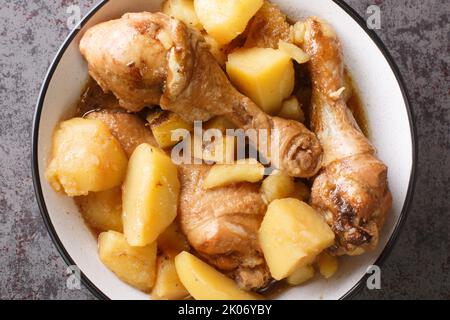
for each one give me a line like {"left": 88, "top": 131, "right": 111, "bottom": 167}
{"left": 74, "top": 65, "right": 367, "bottom": 298}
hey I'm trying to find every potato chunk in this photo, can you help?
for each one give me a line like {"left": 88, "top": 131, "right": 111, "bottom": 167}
{"left": 278, "top": 97, "right": 305, "bottom": 123}
{"left": 194, "top": 0, "right": 263, "bottom": 45}
{"left": 203, "top": 160, "right": 265, "bottom": 189}
{"left": 147, "top": 110, "right": 193, "bottom": 149}
{"left": 162, "top": 0, "right": 202, "bottom": 30}
{"left": 317, "top": 252, "right": 338, "bottom": 279}
{"left": 75, "top": 187, "right": 123, "bottom": 232}
{"left": 152, "top": 252, "right": 189, "bottom": 300}
{"left": 175, "top": 251, "right": 260, "bottom": 300}
{"left": 286, "top": 265, "right": 315, "bottom": 286}
{"left": 46, "top": 118, "right": 127, "bottom": 196}
{"left": 259, "top": 199, "right": 335, "bottom": 280}
{"left": 122, "top": 143, "right": 180, "bottom": 246}
{"left": 278, "top": 40, "right": 310, "bottom": 64}
{"left": 98, "top": 231, "right": 157, "bottom": 292}
{"left": 261, "top": 170, "right": 295, "bottom": 203}
{"left": 227, "top": 48, "right": 294, "bottom": 114}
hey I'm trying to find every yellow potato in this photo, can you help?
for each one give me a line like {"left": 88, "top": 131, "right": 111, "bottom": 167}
{"left": 203, "top": 160, "right": 265, "bottom": 189}
{"left": 227, "top": 48, "right": 294, "bottom": 114}
{"left": 194, "top": 0, "right": 263, "bottom": 45}
{"left": 259, "top": 199, "right": 335, "bottom": 280}
{"left": 175, "top": 251, "right": 260, "bottom": 300}
{"left": 46, "top": 118, "right": 128, "bottom": 196}
{"left": 261, "top": 170, "right": 295, "bottom": 203}
{"left": 290, "top": 181, "right": 310, "bottom": 202}
{"left": 278, "top": 96, "right": 305, "bottom": 123}
{"left": 98, "top": 231, "right": 157, "bottom": 292}
{"left": 147, "top": 110, "right": 193, "bottom": 149}
{"left": 162, "top": 0, "right": 202, "bottom": 30}
{"left": 278, "top": 40, "right": 310, "bottom": 64}
{"left": 152, "top": 252, "right": 189, "bottom": 300}
{"left": 286, "top": 264, "right": 315, "bottom": 286}
{"left": 158, "top": 222, "right": 190, "bottom": 253}
{"left": 317, "top": 252, "right": 338, "bottom": 279}
{"left": 75, "top": 187, "right": 123, "bottom": 232}
{"left": 122, "top": 143, "right": 180, "bottom": 246}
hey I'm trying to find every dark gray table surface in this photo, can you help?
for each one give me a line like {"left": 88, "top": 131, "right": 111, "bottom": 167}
{"left": 0, "top": 0, "right": 448, "bottom": 300}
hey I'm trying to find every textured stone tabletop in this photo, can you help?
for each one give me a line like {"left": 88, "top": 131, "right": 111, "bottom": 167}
{"left": 0, "top": 0, "right": 448, "bottom": 300}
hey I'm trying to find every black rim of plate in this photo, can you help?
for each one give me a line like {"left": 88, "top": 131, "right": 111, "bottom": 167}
{"left": 31, "top": 0, "right": 418, "bottom": 300}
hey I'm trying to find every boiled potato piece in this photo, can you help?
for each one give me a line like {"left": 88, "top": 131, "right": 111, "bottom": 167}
{"left": 98, "top": 231, "right": 157, "bottom": 292}
{"left": 227, "top": 48, "right": 294, "bottom": 114}
{"left": 75, "top": 187, "right": 123, "bottom": 232}
{"left": 152, "top": 252, "right": 189, "bottom": 300}
{"left": 278, "top": 97, "right": 305, "bottom": 123}
{"left": 261, "top": 170, "right": 295, "bottom": 203}
{"left": 286, "top": 265, "right": 315, "bottom": 286}
{"left": 175, "top": 251, "right": 260, "bottom": 300}
{"left": 259, "top": 199, "right": 335, "bottom": 280}
{"left": 147, "top": 110, "right": 193, "bottom": 149}
{"left": 46, "top": 118, "right": 127, "bottom": 196}
{"left": 122, "top": 143, "right": 180, "bottom": 246}
{"left": 290, "top": 181, "right": 310, "bottom": 202}
{"left": 194, "top": 0, "right": 263, "bottom": 45}
{"left": 162, "top": 0, "right": 202, "bottom": 30}
{"left": 317, "top": 252, "right": 338, "bottom": 279}
{"left": 158, "top": 222, "right": 190, "bottom": 253}
{"left": 204, "top": 116, "right": 236, "bottom": 133}
{"left": 278, "top": 40, "right": 310, "bottom": 64}
{"left": 203, "top": 160, "right": 265, "bottom": 189}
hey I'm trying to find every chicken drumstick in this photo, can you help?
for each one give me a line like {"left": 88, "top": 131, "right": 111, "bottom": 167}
{"left": 303, "top": 18, "right": 392, "bottom": 255}
{"left": 80, "top": 12, "right": 322, "bottom": 178}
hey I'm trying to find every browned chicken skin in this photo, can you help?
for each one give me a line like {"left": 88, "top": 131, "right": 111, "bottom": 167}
{"left": 244, "top": 1, "right": 291, "bottom": 49}
{"left": 178, "top": 164, "right": 270, "bottom": 290}
{"left": 80, "top": 12, "right": 322, "bottom": 178}
{"left": 303, "top": 18, "right": 392, "bottom": 255}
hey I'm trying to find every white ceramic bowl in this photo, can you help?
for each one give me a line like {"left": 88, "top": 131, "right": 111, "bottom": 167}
{"left": 32, "top": 0, "right": 416, "bottom": 300}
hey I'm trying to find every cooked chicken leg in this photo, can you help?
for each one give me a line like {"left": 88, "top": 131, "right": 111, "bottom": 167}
{"left": 303, "top": 18, "right": 392, "bottom": 255}
{"left": 178, "top": 164, "right": 270, "bottom": 290}
{"left": 80, "top": 12, "right": 322, "bottom": 178}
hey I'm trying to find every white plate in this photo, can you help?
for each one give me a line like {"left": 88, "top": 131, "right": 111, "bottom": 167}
{"left": 32, "top": 0, "right": 416, "bottom": 300}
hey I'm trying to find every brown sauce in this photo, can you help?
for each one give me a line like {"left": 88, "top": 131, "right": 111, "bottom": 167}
{"left": 345, "top": 69, "right": 369, "bottom": 137}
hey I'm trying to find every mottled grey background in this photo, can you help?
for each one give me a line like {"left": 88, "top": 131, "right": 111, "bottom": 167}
{"left": 0, "top": 0, "right": 448, "bottom": 300}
